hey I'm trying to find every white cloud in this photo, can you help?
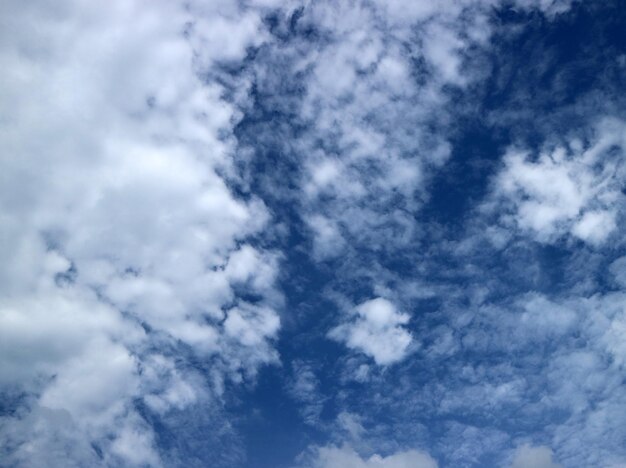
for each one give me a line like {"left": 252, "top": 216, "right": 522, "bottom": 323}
{"left": 0, "top": 0, "right": 280, "bottom": 465}
{"left": 337, "top": 412, "right": 366, "bottom": 441}
{"left": 572, "top": 210, "right": 616, "bottom": 245}
{"left": 141, "top": 355, "right": 200, "bottom": 414}
{"left": 292, "top": 0, "right": 576, "bottom": 259}
{"left": 0, "top": 0, "right": 599, "bottom": 466}
{"left": 510, "top": 444, "right": 562, "bottom": 468}
{"left": 423, "top": 22, "right": 466, "bottom": 85}
{"left": 329, "top": 298, "right": 413, "bottom": 365}
{"left": 108, "top": 416, "right": 163, "bottom": 467}
{"left": 492, "top": 119, "right": 626, "bottom": 246}
{"left": 297, "top": 410, "right": 438, "bottom": 468}
{"left": 515, "top": 0, "right": 574, "bottom": 16}
{"left": 304, "top": 444, "right": 438, "bottom": 468}
{"left": 284, "top": 0, "right": 460, "bottom": 258}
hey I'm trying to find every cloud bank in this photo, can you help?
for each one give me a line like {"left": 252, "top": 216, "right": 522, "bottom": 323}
{"left": 0, "top": 0, "right": 282, "bottom": 465}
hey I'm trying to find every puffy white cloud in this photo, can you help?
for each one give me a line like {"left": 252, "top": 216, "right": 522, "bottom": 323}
{"left": 251, "top": 1, "right": 580, "bottom": 379}
{"left": 0, "top": 0, "right": 281, "bottom": 465}
{"left": 510, "top": 444, "right": 562, "bottom": 468}
{"left": 571, "top": 210, "right": 617, "bottom": 245}
{"left": 329, "top": 298, "right": 412, "bottom": 366}
{"left": 304, "top": 444, "right": 438, "bottom": 468}
{"left": 109, "top": 420, "right": 163, "bottom": 467}
{"left": 297, "top": 410, "right": 438, "bottom": 467}
{"left": 491, "top": 119, "right": 626, "bottom": 246}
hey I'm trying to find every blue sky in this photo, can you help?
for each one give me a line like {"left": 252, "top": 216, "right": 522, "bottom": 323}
{"left": 1, "top": 1, "right": 626, "bottom": 467}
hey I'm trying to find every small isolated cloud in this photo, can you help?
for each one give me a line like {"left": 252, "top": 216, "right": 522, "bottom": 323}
{"left": 303, "top": 444, "right": 438, "bottom": 468}
{"left": 510, "top": 444, "right": 562, "bottom": 468}
{"left": 329, "top": 298, "right": 412, "bottom": 365}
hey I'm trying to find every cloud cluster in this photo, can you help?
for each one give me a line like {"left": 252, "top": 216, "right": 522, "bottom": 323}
{"left": 292, "top": 0, "right": 579, "bottom": 260}
{"left": 246, "top": 0, "right": 584, "bottom": 374}
{"left": 274, "top": 2, "right": 625, "bottom": 466}
{"left": 0, "top": 0, "right": 283, "bottom": 465}
{"left": 490, "top": 119, "right": 626, "bottom": 245}
{"left": 5, "top": 0, "right": 626, "bottom": 467}
{"left": 292, "top": 0, "right": 476, "bottom": 258}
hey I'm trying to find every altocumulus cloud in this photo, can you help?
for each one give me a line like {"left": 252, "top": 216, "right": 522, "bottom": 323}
{"left": 487, "top": 118, "right": 626, "bottom": 246}
{"left": 2, "top": 0, "right": 626, "bottom": 467}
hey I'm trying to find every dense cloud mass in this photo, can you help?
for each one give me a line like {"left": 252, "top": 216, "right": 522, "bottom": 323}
{"left": 1, "top": 0, "right": 626, "bottom": 467}
{"left": 0, "top": 1, "right": 282, "bottom": 465}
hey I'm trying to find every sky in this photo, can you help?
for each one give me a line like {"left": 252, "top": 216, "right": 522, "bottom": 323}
{"left": 1, "top": 1, "right": 626, "bottom": 467}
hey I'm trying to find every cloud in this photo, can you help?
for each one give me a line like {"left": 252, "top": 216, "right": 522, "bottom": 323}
{"left": 289, "top": 0, "right": 577, "bottom": 258}
{"left": 290, "top": 0, "right": 455, "bottom": 253}
{"left": 609, "top": 256, "right": 626, "bottom": 287}
{"left": 490, "top": 119, "right": 626, "bottom": 246}
{"left": 0, "top": 0, "right": 281, "bottom": 465}
{"left": 305, "top": 214, "right": 347, "bottom": 260}
{"left": 286, "top": 361, "right": 327, "bottom": 426}
{"left": 441, "top": 290, "right": 626, "bottom": 465}
{"left": 302, "top": 444, "right": 438, "bottom": 468}
{"left": 510, "top": 444, "right": 562, "bottom": 468}
{"left": 243, "top": 0, "right": 582, "bottom": 375}
{"left": 329, "top": 298, "right": 412, "bottom": 366}
{"left": 7, "top": 1, "right": 625, "bottom": 467}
